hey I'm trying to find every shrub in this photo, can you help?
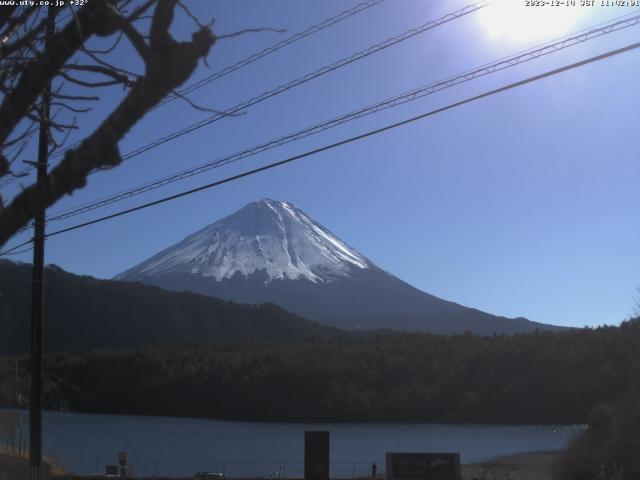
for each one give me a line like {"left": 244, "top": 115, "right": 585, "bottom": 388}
{"left": 554, "top": 397, "right": 640, "bottom": 480}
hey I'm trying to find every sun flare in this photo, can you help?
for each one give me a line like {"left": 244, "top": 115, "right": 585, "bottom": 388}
{"left": 478, "top": 0, "right": 589, "bottom": 43}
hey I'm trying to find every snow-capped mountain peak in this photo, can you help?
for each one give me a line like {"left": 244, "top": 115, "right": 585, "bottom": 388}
{"left": 114, "top": 199, "right": 555, "bottom": 335}
{"left": 116, "top": 199, "right": 370, "bottom": 284}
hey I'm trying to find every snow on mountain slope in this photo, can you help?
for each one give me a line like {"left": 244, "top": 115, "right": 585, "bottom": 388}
{"left": 115, "top": 199, "right": 565, "bottom": 334}
{"left": 115, "top": 199, "right": 370, "bottom": 284}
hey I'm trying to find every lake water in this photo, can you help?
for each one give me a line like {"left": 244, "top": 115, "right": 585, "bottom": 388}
{"left": 29, "top": 411, "right": 583, "bottom": 477}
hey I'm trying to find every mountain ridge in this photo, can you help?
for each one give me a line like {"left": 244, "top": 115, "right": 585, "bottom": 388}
{"left": 0, "top": 259, "right": 343, "bottom": 354}
{"left": 116, "top": 198, "right": 370, "bottom": 284}
{"left": 116, "top": 199, "right": 564, "bottom": 334}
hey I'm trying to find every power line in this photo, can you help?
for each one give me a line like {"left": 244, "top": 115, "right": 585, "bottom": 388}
{"left": 0, "top": 244, "right": 33, "bottom": 256}
{"left": 35, "top": 40, "right": 640, "bottom": 242}
{"left": 4, "top": 0, "right": 491, "bottom": 226}
{"left": 119, "top": 2, "right": 487, "bottom": 162}
{"left": 0, "top": 235, "right": 33, "bottom": 256}
{"left": 46, "top": 1, "right": 487, "bottom": 169}
{"left": 0, "top": 1, "right": 385, "bottom": 191}
{"left": 160, "top": 0, "right": 388, "bottom": 106}
{"left": 0, "top": 166, "right": 29, "bottom": 189}
{"left": 45, "top": 11, "right": 640, "bottom": 224}
{"left": 3, "top": 38, "right": 637, "bottom": 252}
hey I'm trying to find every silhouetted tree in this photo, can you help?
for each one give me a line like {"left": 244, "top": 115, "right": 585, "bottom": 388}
{"left": 0, "top": 0, "right": 216, "bottom": 247}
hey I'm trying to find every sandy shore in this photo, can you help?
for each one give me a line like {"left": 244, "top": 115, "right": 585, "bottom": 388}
{"left": 462, "top": 452, "right": 559, "bottom": 480}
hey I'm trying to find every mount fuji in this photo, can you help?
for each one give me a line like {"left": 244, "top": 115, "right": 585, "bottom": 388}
{"left": 115, "top": 199, "right": 561, "bottom": 334}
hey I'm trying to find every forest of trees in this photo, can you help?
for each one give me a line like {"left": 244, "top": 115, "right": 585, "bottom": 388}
{"left": 2, "top": 318, "right": 639, "bottom": 425}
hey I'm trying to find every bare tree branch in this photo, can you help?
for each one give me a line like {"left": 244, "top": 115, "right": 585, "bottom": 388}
{"left": 217, "top": 27, "right": 286, "bottom": 40}
{"left": 0, "top": 0, "right": 120, "bottom": 147}
{"left": 81, "top": 31, "right": 124, "bottom": 55}
{"left": 62, "top": 64, "right": 135, "bottom": 87}
{"left": 0, "top": 12, "right": 48, "bottom": 59}
{"left": 51, "top": 92, "right": 99, "bottom": 101}
{"left": 79, "top": 44, "right": 141, "bottom": 79}
{"left": 59, "top": 73, "right": 123, "bottom": 88}
{"left": 113, "top": 14, "right": 150, "bottom": 61}
{"left": 0, "top": 6, "right": 18, "bottom": 33}
{"left": 0, "top": 0, "right": 216, "bottom": 246}
{"left": 168, "top": 87, "right": 241, "bottom": 115}
{"left": 50, "top": 102, "right": 92, "bottom": 113}
{"left": 127, "top": 0, "right": 157, "bottom": 23}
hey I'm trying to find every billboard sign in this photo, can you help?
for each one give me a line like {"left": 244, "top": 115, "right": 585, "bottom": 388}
{"left": 386, "top": 453, "right": 461, "bottom": 480}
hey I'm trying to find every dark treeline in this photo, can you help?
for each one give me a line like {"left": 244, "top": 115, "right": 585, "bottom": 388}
{"left": 3, "top": 319, "right": 640, "bottom": 424}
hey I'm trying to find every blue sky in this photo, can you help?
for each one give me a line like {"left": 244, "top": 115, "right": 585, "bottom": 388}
{"left": 3, "top": 0, "right": 640, "bottom": 328}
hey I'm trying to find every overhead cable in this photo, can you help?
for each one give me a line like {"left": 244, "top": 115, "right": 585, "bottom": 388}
{"left": 45, "top": 12, "right": 640, "bottom": 223}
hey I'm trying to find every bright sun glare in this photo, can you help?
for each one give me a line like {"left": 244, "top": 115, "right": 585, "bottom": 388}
{"left": 478, "top": 0, "right": 590, "bottom": 43}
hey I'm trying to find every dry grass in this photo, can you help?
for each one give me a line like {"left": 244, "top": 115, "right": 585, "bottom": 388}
{"left": 0, "top": 448, "right": 68, "bottom": 480}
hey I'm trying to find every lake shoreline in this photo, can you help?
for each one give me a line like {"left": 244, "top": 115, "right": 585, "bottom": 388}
{"left": 1, "top": 450, "right": 561, "bottom": 480}
{"left": 2, "top": 410, "right": 578, "bottom": 477}
{"left": 5, "top": 406, "right": 586, "bottom": 427}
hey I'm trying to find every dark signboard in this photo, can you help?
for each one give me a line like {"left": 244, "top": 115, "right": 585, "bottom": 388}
{"left": 104, "top": 464, "right": 118, "bottom": 476}
{"left": 304, "top": 431, "right": 329, "bottom": 480}
{"left": 385, "top": 453, "right": 461, "bottom": 480}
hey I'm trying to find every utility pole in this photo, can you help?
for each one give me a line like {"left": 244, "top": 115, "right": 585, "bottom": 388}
{"left": 30, "top": 7, "right": 53, "bottom": 480}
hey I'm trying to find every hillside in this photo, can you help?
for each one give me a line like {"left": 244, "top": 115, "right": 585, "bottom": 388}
{"left": 0, "top": 260, "right": 342, "bottom": 354}
{"left": 6, "top": 319, "right": 638, "bottom": 424}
